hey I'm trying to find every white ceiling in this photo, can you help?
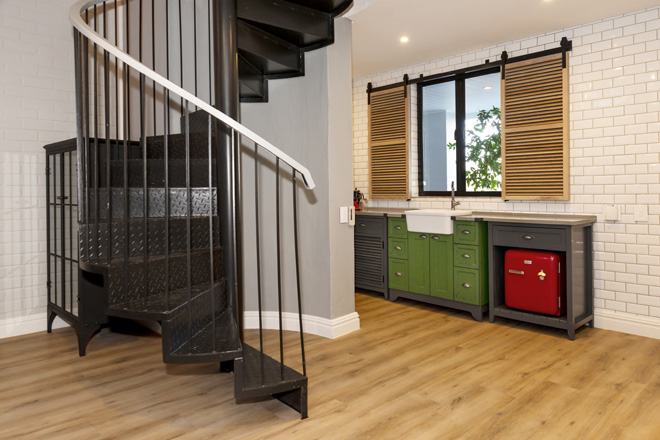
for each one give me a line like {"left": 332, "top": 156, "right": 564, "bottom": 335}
{"left": 347, "top": 0, "right": 660, "bottom": 78}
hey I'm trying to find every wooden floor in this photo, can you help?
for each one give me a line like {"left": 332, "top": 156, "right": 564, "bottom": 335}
{"left": 2, "top": 293, "right": 660, "bottom": 440}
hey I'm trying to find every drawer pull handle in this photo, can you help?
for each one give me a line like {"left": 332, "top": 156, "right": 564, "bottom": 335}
{"left": 461, "top": 230, "right": 471, "bottom": 235}
{"left": 432, "top": 236, "right": 440, "bottom": 240}
{"left": 508, "top": 269, "right": 524, "bottom": 275}
{"left": 56, "top": 196, "right": 69, "bottom": 201}
{"left": 462, "top": 253, "right": 471, "bottom": 259}
{"left": 395, "top": 225, "right": 402, "bottom": 230}
{"left": 395, "top": 272, "right": 403, "bottom": 277}
{"left": 420, "top": 234, "right": 428, "bottom": 239}
{"left": 359, "top": 223, "right": 366, "bottom": 227}
{"left": 394, "top": 246, "right": 402, "bottom": 250}
{"left": 461, "top": 283, "right": 472, "bottom": 288}
{"left": 523, "top": 234, "right": 534, "bottom": 240}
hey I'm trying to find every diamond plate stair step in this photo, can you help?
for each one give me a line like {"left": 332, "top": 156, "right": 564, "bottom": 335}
{"left": 234, "top": 343, "right": 308, "bottom": 418}
{"left": 163, "top": 307, "right": 242, "bottom": 364}
{"left": 87, "top": 187, "right": 217, "bottom": 220}
{"left": 107, "top": 280, "right": 224, "bottom": 321}
{"left": 146, "top": 132, "right": 216, "bottom": 160}
{"left": 103, "top": 158, "right": 217, "bottom": 188}
{"left": 80, "top": 217, "right": 220, "bottom": 260}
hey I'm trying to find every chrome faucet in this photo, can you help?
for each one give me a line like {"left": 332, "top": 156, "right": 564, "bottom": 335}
{"left": 451, "top": 181, "right": 460, "bottom": 211}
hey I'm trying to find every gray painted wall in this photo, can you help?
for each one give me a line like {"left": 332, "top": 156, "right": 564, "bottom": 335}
{"left": 240, "top": 18, "right": 354, "bottom": 321}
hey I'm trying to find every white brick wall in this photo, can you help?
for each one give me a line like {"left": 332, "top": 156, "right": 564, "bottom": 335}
{"left": 0, "top": 0, "right": 76, "bottom": 336}
{"left": 353, "top": 7, "right": 660, "bottom": 338}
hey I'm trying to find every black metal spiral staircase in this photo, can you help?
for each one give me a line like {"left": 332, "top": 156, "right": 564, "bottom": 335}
{"left": 49, "top": 0, "right": 353, "bottom": 419}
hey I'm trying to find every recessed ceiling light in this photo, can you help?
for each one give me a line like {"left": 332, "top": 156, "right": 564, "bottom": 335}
{"left": 400, "top": 36, "right": 409, "bottom": 43}
{"left": 484, "top": 86, "right": 492, "bottom": 90}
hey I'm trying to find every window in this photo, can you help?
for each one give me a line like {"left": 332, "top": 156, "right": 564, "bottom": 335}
{"left": 418, "top": 68, "right": 502, "bottom": 197}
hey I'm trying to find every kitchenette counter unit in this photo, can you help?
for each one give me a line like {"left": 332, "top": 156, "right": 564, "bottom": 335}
{"left": 453, "top": 211, "right": 598, "bottom": 227}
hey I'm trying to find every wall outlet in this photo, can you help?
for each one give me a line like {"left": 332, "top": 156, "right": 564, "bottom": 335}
{"left": 339, "top": 206, "right": 348, "bottom": 224}
{"left": 634, "top": 205, "right": 649, "bottom": 222}
{"left": 604, "top": 205, "right": 620, "bottom": 222}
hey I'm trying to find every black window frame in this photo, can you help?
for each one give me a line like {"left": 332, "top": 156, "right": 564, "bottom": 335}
{"left": 417, "top": 66, "right": 502, "bottom": 198}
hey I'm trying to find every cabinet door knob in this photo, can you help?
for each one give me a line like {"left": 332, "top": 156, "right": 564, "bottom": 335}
{"left": 461, "top": 230, "right": 471, "bottom": 235}
{"left": 359, "top": 223, "right": 366, "bottom": 227}
{"left": 394, "top": 225, "right": 402, "bottom": 230}
{"left": 394, "top": 246, "right": 402, "bottom": 250}
{"left": 523, "top": 234, "right": 534, "bottom": 240}
{"left": 461, "top": 283, "right": 472, "bottom": 288}
{"left": 461, "top": 253, "right": 471, "bottom": 259}
{"left": 395, "top": 272, "right": 403, "bottom": 277}
{"left": 419, "top": 234, "right": 428, "bottom": 239}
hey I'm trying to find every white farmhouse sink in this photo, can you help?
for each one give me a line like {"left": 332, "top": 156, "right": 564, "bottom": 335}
{"left": 404, "top": 209, "right": 473, "bottom": 235}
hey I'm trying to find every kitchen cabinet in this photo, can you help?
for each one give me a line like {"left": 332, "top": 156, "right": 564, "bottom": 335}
{"left": 389, "top": 218, "right": 487, "bottom": 321}
{"left": 354, "top": 214, "right": 388, "bottom": 298}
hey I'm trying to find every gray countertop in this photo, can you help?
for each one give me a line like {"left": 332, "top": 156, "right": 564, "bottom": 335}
{"left": 453, "top": 211, "right": 597, "bottom": 226}
{"left": 356, "top": 208, "right": 409, "bottom": 218}
{"left": 356, "top": 208, "right": 597, "bottom": 226}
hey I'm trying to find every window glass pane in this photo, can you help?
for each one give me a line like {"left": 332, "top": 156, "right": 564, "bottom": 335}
{"left": 421, "top": 81, "right": 455, "bottom": 192}
{"left": 464, "top": 72, "right": 501, "bottom": 192}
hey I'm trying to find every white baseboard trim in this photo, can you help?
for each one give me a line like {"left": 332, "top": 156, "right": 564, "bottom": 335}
{"left": 0, "top": 314, "right": 69, "bottom": 340}
{"left": 594, "top": 309, "right": 660, "bottom": 340}
{"left": 243, "top": 311, "right": 360, "bottom": 339}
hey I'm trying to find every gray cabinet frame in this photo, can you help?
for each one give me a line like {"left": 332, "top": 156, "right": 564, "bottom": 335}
{"left": 354, "top": 214, "right": 389, "bottom": 298}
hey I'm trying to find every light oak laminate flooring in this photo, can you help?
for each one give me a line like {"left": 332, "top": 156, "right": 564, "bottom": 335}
{"left": 2, "top": 293, "right": 660, "bottom": 440}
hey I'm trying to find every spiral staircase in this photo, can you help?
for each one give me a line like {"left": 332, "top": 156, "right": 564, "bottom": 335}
{"left": 49, "top": 0, "right": 353, "bottom": 418}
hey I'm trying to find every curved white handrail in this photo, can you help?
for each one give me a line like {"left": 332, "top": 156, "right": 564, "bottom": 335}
{"left": 69, "top": 0, "right": 315, "bottom": 190}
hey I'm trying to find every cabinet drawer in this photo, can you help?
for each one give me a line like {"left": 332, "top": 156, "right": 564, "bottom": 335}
{"left": 389, "top": 259, "right": 409, "bottom": 291}
{"left": 453, "top": 268, "right": 483, "bottom": 305}
{"left": 454, "top": 221, "right": 480, "bottom": 245}
{"left": 388, "top": 238, "right": 408, "bottom": 259}
{"left": 491, "top": 224, "right": 566, "bottom": 252}
{"left": 355, "top": 216, "right": 385, "bottom": 237}
{"left": 453, "top": 244, "right": 480, "bottom": 270}
{"left": 388, "top": 218, "right": 408, "bottom": 238}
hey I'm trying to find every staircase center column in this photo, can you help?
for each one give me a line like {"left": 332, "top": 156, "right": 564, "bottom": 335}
{"left": 213, "top": 0, "right": 243, "bottom": 340}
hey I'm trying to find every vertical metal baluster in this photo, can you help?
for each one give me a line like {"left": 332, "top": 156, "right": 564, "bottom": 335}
{"left": 93, "top": 5, "right": 100, "bottom": 259}
{"left": 151, "top": 0, "right": 156, "bottom": 136}
{"left": 292, "top": 172, "right": 306, "bottom": 376}
{"left": 254, "top": 143, "right": 264, "bottom": 383}
{"left": 46, "top": 155, "right": 51, "bottom": 308}
{"left": 141, "top": 72, "right": 148, "bottom": 306}
{"left": 70, "top": 151, "right": 74, "bottom": 314}
{"left": 114, "top": 0, "right": 118, "bottom": 160}
{"left": 104, "top": 2, "right": 112, "bottom": 263}
{"left": 193, "top": 0, "right": 198, "bottom": 102}
{"left": 184, "top": 102, "right": 192, "bottom": 350}
{"left": 123, "top": 1, "right": 130, "bottom": 311}
{"left": 60, "top": 153, "right": 66, "bottom": 310}
{"left": 72, "top": 28, "right": 83, "bottom": 314}
{"left": 231, "top": 129, "right": 243, "bottom": 341}
{"left": 53, "top": 155, "right": 58, "bottom": 308}
{"left": 164, "top": 0, "right": 170, "bottom": 309}
{"left": 178, "top": 0, "right": 183, "bottom": 111}
{"left": 84, "top": 11, "right": 90, "bottom": 260}
{"left": 208, "top": 115, "right": 215, "bottom": 352}
{"left": 207, "top": 0, "right": 212, "bottom": 105}
{"left": 276, "top": 158, "right": 284, "bottom": 380}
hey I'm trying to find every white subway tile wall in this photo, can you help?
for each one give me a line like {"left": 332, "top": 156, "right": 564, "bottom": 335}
{"left": 353, "top": 7, "right": 660, "bottom": 331}
{"left": 0, "top": 0, "right": 76, "bottom": 329}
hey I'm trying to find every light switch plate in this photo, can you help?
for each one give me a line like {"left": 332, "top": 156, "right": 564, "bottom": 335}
{"left": 634, "top": 205, "right": 649, "bottom": 222}
{"left": 604, "top": 205, "right": 620, "bottom": 222}
{"left": 348, "top": 206, "right": 356, "bottom": 226}
{"left": 339, "top": 206, "right": 348, "bottom": 224}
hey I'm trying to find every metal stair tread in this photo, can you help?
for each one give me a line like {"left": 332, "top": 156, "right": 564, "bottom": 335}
{"left": 239, "top": 343, "right": 306, "bottom": 393}
{"left": 168, "top": 309, "right": 242, "bottom": 360}
{"left": 107, "top": 281, "right": 221, "bottom": 319}
{"left": 81, "top": 246, "right": 221, "bottom": 268}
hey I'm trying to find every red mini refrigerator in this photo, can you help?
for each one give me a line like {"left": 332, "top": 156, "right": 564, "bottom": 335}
{"left": 504, "top": 249, "right": 566, "bottom": 316}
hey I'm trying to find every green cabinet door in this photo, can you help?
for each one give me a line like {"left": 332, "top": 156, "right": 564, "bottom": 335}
{"left": 408, "top": 232, "right": 430, "bottom": 295}
{"left": 429, "top": 234, "right": 454, "bottom": 300}
{"left": 389, "top": 259, "right": 409, "bottom": 291}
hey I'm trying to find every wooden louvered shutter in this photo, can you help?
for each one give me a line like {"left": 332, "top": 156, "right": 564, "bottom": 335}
{"left": 369, "top": 87, "right": 410, "bottom": 199}
{"left": 501, "top": 53, "right": 569, "bottom": 200}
